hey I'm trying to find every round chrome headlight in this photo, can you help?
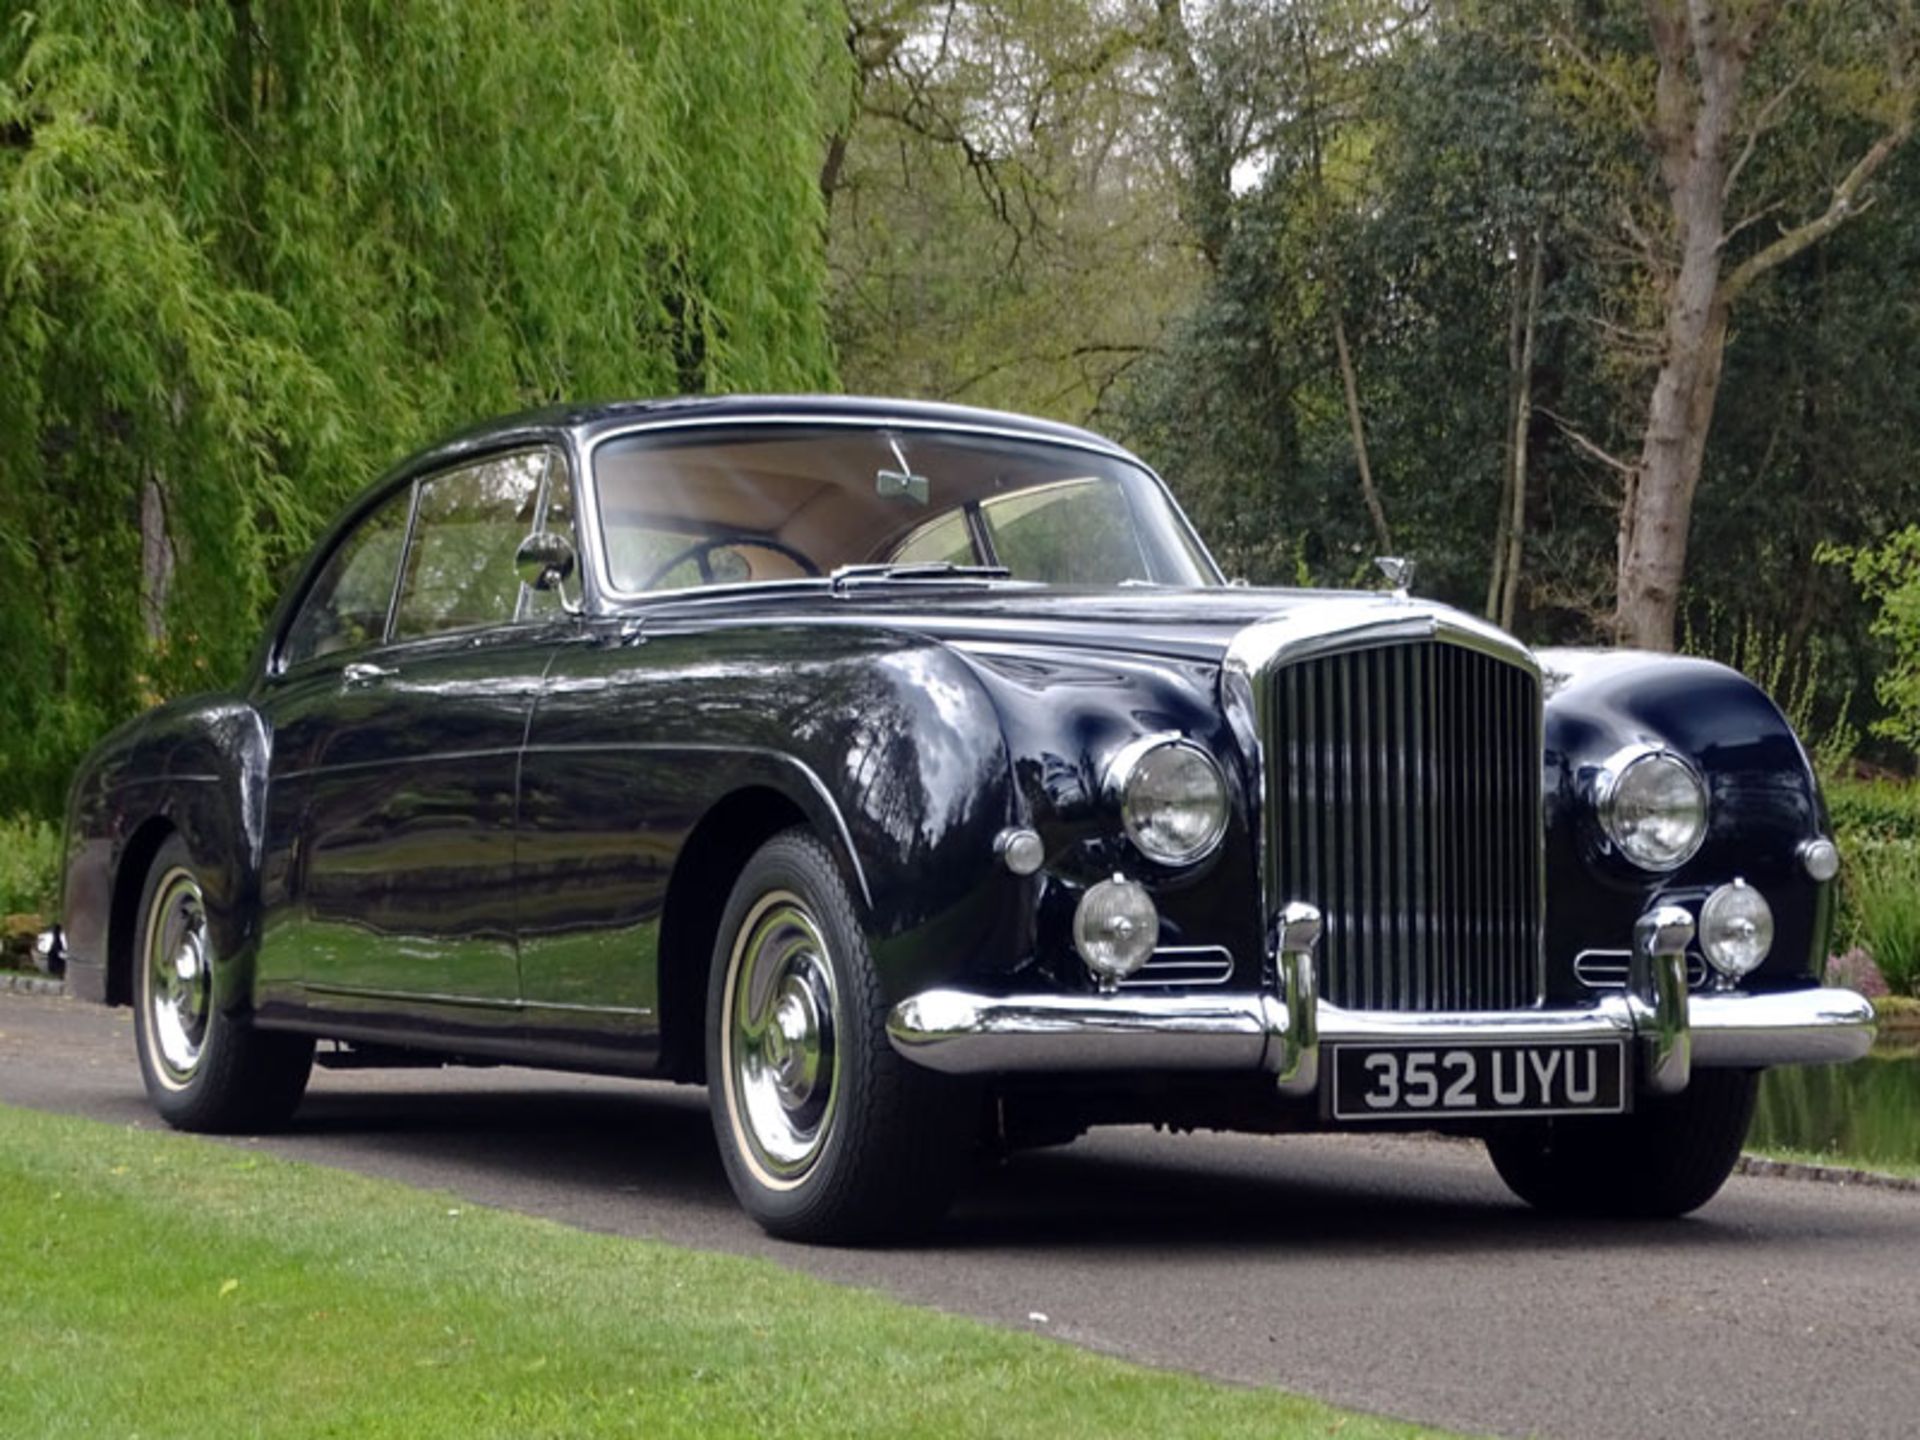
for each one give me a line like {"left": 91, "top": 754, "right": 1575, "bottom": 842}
{"left": 1700, "top": 879, "right": 1773, "bottom": 983}
{"left": 1073, "top": 876, "right": 1159, "bottom": 984}
{"left": 1109, "top": 736, "right": 1229, "bottom": 865}
{"left": 1595, "top": 744, "right": 1707, "bottom": 872}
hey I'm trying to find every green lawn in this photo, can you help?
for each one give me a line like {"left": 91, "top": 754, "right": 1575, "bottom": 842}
{"left": 0, "top": 1105, "right": 1461, "bottom": 1439}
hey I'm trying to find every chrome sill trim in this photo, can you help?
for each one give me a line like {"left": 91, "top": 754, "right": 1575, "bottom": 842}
{"left": 300, "top": 983, "right": 652, "bottom": 1019}
{"left": 885, "top": 987, "right": 1874, "bottom": 1079}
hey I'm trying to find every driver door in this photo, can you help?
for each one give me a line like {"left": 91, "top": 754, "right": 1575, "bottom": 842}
{"left": 258, "top": 447, "right": 568, "bottom": 1025}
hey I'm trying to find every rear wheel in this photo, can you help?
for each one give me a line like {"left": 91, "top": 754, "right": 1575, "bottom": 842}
{"left": 132, "top": 836, "right": 314, "bottom": 1132}
{"left": 706, "top": 830, "right": 973, "bottom": 1242}
{"left": 1485, "top": 1068, "right": 1758, "bottom": 1218}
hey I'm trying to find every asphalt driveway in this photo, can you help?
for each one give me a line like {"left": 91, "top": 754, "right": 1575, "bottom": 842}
{"left": 3, "top": 989, "right": 1914, "bottom": 1439}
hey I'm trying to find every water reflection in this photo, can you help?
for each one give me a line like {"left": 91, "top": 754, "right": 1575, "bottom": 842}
{"left": 1751, "top": 1040, "right": 1920, "bottom": 1171}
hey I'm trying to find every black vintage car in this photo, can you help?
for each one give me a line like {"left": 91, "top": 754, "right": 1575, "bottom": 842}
{"left": 42, "top": 397, "right": 1873, "bottom": 1240}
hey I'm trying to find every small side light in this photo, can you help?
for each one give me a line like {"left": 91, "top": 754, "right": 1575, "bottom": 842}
{"left": 1798, "top": 838, "right": 1840, "bottom": 883}
{"left": 995, "top": 827, "right": 1045, "bottom": 876}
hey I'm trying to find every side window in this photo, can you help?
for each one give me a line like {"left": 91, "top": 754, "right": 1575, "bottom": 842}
{"left": 281, "top": 487, "right": 414, "bottom": 668}
{"left": 392, "top": 451, "right": 548, "bottom": 640}
{"left": 982, "top": 477, "right": 1147, "bottom": 585}
{"left": 889, "top": 509, "right": 978, "bottom": 567}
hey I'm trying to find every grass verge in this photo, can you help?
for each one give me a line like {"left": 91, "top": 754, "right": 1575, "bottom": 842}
{"left": 0, "top": 1104, "right": 1457, "bottom": 1439}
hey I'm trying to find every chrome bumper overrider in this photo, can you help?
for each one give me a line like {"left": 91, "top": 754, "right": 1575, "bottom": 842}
{"left": 886, "top": 905, "right": 1876, "bottom": 1094}
{"left": 32, "top": 926, "right": 64, "bottom": 977}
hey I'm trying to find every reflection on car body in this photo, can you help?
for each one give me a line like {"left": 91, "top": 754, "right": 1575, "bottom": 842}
{"left": 45, "top": 396, "right": 1874, "bottom": 1241}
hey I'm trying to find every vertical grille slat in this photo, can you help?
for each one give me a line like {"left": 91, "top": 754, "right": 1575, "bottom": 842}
{"left": 1271, "top": 640, "right": 1541, "bottom": 1013}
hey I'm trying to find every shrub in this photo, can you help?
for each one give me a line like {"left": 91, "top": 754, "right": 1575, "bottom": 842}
{"left": 1825, "top": 775, "right": 1920, "bottom": 846}
{"left": 0, "top": 815, "right": 60, "bottom": 921}
{"left": 1841, "top": 839, "right": 1920, "bottom": 997}
{"left": 1827, "top": 527, "right": 1920, "bottom": 753}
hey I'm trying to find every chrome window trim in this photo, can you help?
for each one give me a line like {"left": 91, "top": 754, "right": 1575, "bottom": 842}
{"left": 392, "top": 444, "right": 562, "bottom": 643}
{"left": 576, "top": 413, "right": 1223, "bottom": 607}
{"left": 271, "top": 440, "right": 570, "bottom": 678}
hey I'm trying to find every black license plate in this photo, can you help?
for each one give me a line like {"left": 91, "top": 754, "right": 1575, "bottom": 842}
{"left": 1328, "top": 1041, "right": 1627, "bottom": 1120}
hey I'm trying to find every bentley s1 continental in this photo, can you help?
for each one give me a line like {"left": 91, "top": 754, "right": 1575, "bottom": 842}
{"left": 39, "top": 397, "right": 1875, "bottom": 1240}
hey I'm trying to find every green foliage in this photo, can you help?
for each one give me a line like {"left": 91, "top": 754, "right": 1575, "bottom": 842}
{"left": 1840, "top": 840, "right": 1920, "bottom": 996}
{"left": 1751, "top": 1053, "right": 1920, "bottom": 1176}
{"left": 0, "top": 815, "right": 60, "bottom": 919}
{"left": 826, "top": 1, "right": 1920, "bottom": 745}
{"left": 0, "top": 0, "right": 837, "bottom": 817}
{"left": 1825, "top": 776, "right": 1920, "bottom": 847}
{"left": 826, "top": 1, "right": 1193, "bottom": 420}
{"left": 1824, "top": 777, "right": 1920, "bottom": 993}
{"left": 1828, "top": 527, "right": 1920, "bottom": 753}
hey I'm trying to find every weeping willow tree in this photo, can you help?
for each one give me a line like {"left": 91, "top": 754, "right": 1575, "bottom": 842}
{"left": 0, "top": 0, "right": 839, "bottom": 816}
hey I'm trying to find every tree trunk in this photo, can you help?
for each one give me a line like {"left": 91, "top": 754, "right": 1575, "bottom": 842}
{"left": 1487, "top": 237, "right": 1528, "bottom": 619}
{"left": 140, "top": 473, "right": 174, "bottom": 644}
{"left": 1331, "top": 306, "right": 1391, "bottom": 556}
{"left": 1616, "top": 230, "right": 1730, "bottom": 649}
{"left": 1611, "top": 0, "right": 1912, "bottom": 649}
{"left": 1500, "top": 237, "right": 1544, "bottom": 632}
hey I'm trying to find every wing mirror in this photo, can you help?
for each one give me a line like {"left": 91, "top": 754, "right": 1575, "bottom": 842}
{"left": 516, "top": 531, "right": 581, "bottom": 615}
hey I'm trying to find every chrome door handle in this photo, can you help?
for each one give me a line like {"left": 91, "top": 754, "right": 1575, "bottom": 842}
{"left": 341, "top": 661, "right": 396, "bottom": 687}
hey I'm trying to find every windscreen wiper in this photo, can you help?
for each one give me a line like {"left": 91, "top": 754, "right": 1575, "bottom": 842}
{"left": 829, "top": 561, "right": 1013, "bottom": 592}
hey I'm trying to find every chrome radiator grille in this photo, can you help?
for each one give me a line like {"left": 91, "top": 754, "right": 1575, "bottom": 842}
{"left": 1269, "top": 641, "right": 1542, "bottom": 1012}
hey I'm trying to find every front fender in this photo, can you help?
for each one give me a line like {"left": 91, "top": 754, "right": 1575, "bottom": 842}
{"left": 1540, "top": 649, "right": 1831, "bottom": 995}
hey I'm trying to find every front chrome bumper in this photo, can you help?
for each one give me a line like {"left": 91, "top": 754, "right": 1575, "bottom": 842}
{"left": 886, "top": 906, "right": 1876, "bottom": 1097}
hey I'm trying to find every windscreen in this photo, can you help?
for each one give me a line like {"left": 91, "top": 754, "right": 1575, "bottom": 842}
{"left": 590, "top": 425, "right": 1219, "bottom": 595}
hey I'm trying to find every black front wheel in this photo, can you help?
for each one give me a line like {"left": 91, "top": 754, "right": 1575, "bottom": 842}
{"left": 1485, "top": 1068, "right": 1759, "bottom": 1218}
{"left": 132, "top": 836, "right": 314, "bottom": 1133}
{"left": 705, "top": 830, "right": 974, "bottom": 1243}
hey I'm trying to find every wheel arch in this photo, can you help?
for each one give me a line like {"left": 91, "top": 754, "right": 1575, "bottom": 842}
{"left": 107, "top": 815, "right": 179, "bottom": 1007}
{"left": 657, "top": 786, "right": 817, "bottom": 1083}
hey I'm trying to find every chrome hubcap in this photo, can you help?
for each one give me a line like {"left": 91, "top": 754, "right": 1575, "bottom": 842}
{"left": 144, "top": 868, "right": 212, "bottom": 1087}
{"left": 724, "top": 894, "right": 841, "bottom": 1187}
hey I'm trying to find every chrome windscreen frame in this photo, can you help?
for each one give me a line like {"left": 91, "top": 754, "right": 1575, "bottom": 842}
{"left": 573, "top": 411, "right": 1225, "bottom": 609}
{"left": 1220, "top": 596, "right": 1549, "bottom": 1003}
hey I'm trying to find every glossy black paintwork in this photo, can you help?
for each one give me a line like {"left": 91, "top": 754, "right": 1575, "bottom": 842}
{"left": 57, "top": 397, "right": 1834, "bottom": 1083}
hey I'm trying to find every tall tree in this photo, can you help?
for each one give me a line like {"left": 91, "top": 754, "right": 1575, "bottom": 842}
{"left": 823, "top": 0, "right": 1190, "bottom": 420}
{"left": 0, "top": 0, "right": 837, "bottom": 816}
{"left": 1598, "top": 0, "right": 1918, "bottom": 648}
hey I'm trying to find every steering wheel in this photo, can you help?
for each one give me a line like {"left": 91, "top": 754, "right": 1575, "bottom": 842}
{"left": 638, "top": 534, "right": 822, "bottom": 591}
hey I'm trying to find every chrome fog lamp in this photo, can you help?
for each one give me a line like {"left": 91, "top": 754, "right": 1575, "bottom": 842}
{"left": 1700, "top": 879, "right": 1774, "bottom": 986}
{"left": 1109, "top": 735, "right": 1229, "bottom": 865}
{"left": 1073, "top": 876, "right": 1159, "bottom": 986}
{"left": 1595, "top": 744, "right": 1707, "bottom": 871}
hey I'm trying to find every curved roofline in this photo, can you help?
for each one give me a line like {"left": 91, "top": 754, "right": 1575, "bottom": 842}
{"left": 419, "top": 394, "right": 1137, "bottom": 465}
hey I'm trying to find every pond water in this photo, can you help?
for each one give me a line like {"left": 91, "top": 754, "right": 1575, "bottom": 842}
{"left": 1750, "top": 1040, "right": 1920, "bottom": 1172}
